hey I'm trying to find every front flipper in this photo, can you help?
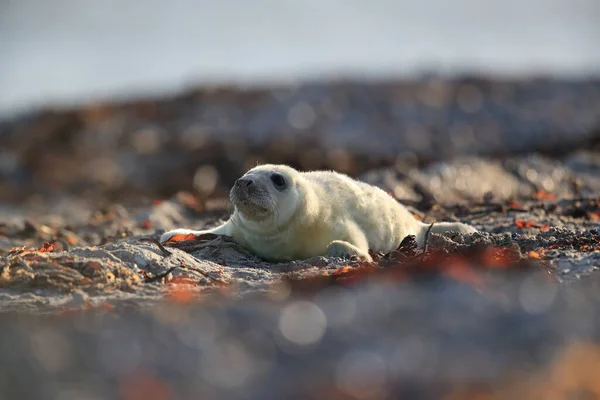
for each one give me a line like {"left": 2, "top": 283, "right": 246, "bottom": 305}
{"left": 160, "top": 221, "right": 232, "bottom": 243}
{"left": 326, "top": 240, "right": 373, "bottom": 262}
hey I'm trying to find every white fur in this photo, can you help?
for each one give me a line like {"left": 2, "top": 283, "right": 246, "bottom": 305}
{"left": 160, "top": 164, "right": 477, "bottom": 262}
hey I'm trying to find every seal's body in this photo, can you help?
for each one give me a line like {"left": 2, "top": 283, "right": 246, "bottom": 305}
{"left": 160, "top": 164, "right": 476, "bottom": 262}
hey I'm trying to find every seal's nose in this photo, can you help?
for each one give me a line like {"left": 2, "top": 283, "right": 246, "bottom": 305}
{"left": 235, "top": 178, "right": 254, "bottom": 187}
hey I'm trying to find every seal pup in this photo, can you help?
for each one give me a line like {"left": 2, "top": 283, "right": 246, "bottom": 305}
{"left": 160, "top": 164, "right": 476, "bottom": 262}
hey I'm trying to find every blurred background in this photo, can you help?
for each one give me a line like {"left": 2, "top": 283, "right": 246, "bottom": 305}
{"left": 1, "top": 0, "right": 599, "bottom": 209}
{"left": 2, "top": 3, "right": 600, "bottom": 399}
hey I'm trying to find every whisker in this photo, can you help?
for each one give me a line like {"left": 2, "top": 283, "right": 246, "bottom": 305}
{"left": 226, "top": 192, "right": 241, "bottom": 230}
{"left": 271, "top": 196, "right": 280, "bottom": 229}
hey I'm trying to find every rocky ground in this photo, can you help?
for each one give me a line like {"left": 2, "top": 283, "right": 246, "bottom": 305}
{"left": 0, "top": 151, "right": 599, "bottom": 307}
{"left": 0, "top": 152, "right": 599, "bottom": 397}
{"left": 1, "top": 77, "right": 600, "bottom": 399}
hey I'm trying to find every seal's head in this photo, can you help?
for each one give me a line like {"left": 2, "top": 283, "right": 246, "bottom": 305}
{"left": 229, "top": 164, "right": 302, "bottom": 225}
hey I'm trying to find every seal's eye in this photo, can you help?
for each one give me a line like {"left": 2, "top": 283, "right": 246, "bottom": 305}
{"left": 270, "top": 173, "right": 286, "bottom": 189}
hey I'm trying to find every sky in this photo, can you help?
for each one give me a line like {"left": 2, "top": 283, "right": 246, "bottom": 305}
{"left": 1, "top": 0, "right": 599, "bottom": 118}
